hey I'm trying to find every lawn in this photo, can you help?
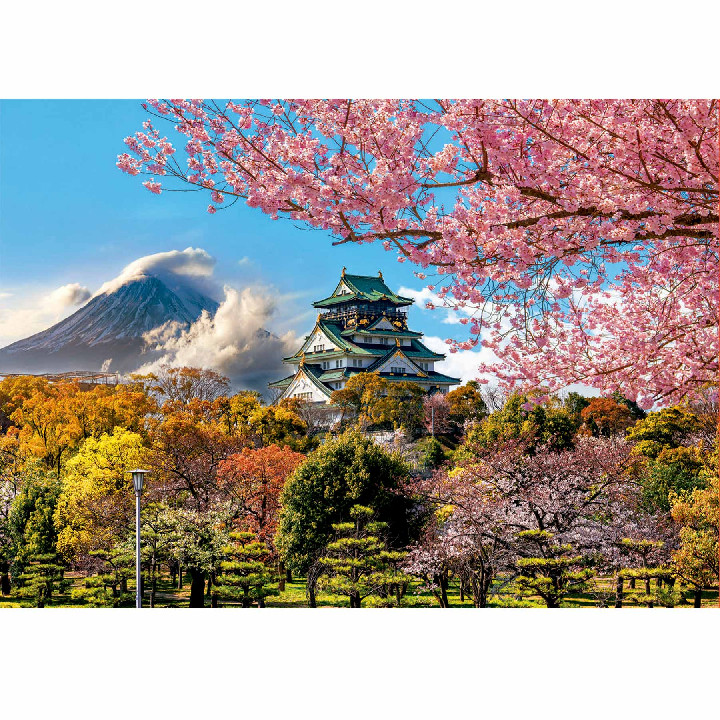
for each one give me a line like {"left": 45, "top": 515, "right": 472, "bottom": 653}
{"left": 7, "top": 570, "right": 717, "bottom": 609}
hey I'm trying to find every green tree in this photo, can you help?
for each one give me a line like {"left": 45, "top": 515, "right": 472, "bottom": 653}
{"left": 381, "top": 381, "right": 426, "bottom": 436}
{"left": 72, "top": 547, "right": 135, "bottom": 607}
{"left": 617, "top": 538, "right": 671, "bottom": 608}
{"left": 563, "top": 391, "right": 590, "bottom": 428}
{"left": 514, "top": 530, "right": 593, "bottom": 608}
{"left": 276, "top": 431, "right": 411, "bottom": 603}
{"left": 641, "top": 446, "right": 705, "bottom": 512}
{"left": 316, "top": 505, "right": 410, "bottom": 608}
{"left": 461, "top": 392, "right": 576, "bottom": 456}
{"left": 14, "top": 552, "right": 69, "bottom": 607}
{"left": 8, "top": 464, "right": 61, "bottom": 577}
{"left": 213, "top": 531, "right": 279, "bottom": 607}
{"left": 416, "top": 436, "right": 446, "bottom": 469}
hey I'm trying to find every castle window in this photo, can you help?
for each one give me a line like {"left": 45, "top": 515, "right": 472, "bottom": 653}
{"left": 321, "top": 361, "right": 330, "bottom": 370}
{"left": 390, "top": 366, "right": 404, "bottom": 374}
{"left": 296, "top": 392, "right": 312, "bottom": 400}
{"left": 335, "top": 359, "right": 343, "bottom": 368}
{"left": 313, "top": 344, "right": 325, "bottom": 352}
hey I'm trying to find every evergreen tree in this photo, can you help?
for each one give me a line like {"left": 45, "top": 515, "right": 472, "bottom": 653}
{"left": 514, "top": 530, "right": 593, "bottom": 608}
{"left": 617, "top": 538, "right": 673, "bottom": 608}
{"left": 72, "top": 547, "right": 134, "bottom": 607}
{"left": 317, "top": 505, "right": 410, "bottom": 608}
{"left": 277, "top": 430, "right": 412, "bottom": 581}
{"left": 213, "top": 531, "right": 279, "bottom": 608}
{"left": 14, "top": 553, "right": 69, "bottom": 607}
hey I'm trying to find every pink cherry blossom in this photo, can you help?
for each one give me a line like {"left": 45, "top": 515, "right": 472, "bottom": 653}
{"left": 117, "top": 100, "right": 718, "bottom": 406}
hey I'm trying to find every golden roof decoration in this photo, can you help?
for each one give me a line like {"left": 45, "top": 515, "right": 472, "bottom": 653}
{"left": 341, "top": 266, "right": 346, "bottom": 277}
{"left": 378, "top": 270, "right": 383, "bottom": 279}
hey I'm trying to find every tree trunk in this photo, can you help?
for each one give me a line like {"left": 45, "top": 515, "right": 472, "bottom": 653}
{"left": 120, "top": 576, "right": 128, "bottom": 594}
{"left": 206, "top": 573, "right": 212, "bottom": 598}
{"left": 211, "top": 592, "right": 218, "bottom": 608}
{"left": 615, "top": 574, "right": 623, "bottom": 608}
{"left": 189, "top": 568, "right": 206, "bottom": 608}
{"left": 693, "top": 588, "right": 703, "bottom": 608}
{"left": 349, "top": 590, "right": 361, "bottom": 608}
{"left": 278, "top": 561, "right": 286, "bottom": 592}
{"left": 307, "top": 569, "right": 318, "bottom": 608}
{"left": 150, "top": 558, "right": 157, "bottom": 608}
{"left": 178, "top": 564, "right": 183, "bottom": 589}
{"left": 440, "top": 571, "right": 450, "bottom": 608}
{"left": 286, "top": 568, "right": 292, "bottom": 584}
{"left": 0, "top": 562, "right": 10, "bottom": 595}
{"left": 629, "top": 577, "right": 636, "bottom": 590}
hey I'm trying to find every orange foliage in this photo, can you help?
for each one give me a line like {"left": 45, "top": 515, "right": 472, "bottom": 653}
{"left": 217, "top": 444, "right": 305, "bottom": 545}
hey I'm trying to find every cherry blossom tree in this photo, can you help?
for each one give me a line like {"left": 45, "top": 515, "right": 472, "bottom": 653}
{"left": 118, "top": 99, "right": 718, "bottom": 408}
{"left": 406, "top": 436, "right": 651, "bottom": 607}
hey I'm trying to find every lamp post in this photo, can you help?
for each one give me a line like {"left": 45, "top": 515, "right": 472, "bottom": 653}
{"left": 129, "top": 469, "right": 149, "bottom": 608}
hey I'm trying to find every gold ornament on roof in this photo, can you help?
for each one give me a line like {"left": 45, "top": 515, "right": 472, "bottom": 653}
{"left": 341, "top": 266, "right": 346, "bottom": 277}
{"left": 300, "top": 352, "right": 306, "bottom": 366}
{"left": 378, "top": 270, "right": 383, "bottom": 279}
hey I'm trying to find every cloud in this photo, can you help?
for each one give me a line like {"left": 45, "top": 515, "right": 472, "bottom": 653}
{"left": 95, "top": 247, "right": 216, "bottom": 296}
{"left": 46, "top": 283, "right": 92, "bottom": 309}
{"left": 0, "top": 293, "right": 13, "bottom": 300}
{"left": 134, "top": 285, "right": 299, "bottom": 395}
{"left": 423, "top": 335, "right": 501, "bottom": 385}
{"left": 0, "top": 282, "right": 92, "bottom": 347}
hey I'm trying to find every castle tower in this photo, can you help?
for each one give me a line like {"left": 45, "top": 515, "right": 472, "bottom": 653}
{"left": 269, "top": 269, "right": 459, "bottom": 405}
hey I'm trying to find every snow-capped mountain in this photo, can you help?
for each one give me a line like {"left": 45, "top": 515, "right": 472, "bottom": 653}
{"left": 0, "top": 275, "right": 220, "bottom": 374}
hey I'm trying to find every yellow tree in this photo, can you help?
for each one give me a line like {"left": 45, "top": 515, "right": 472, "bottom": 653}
{"left": 54, "top": 428, "right": 148, "bottom": 563}
{"left": 669, "top": 457, "right": 719, "bottom": 608}
{"left": 330, "top": 372, "right": 388, "bottom": 429}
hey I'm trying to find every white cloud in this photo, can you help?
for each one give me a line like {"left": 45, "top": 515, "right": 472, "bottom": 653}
{"left": 423, "top": 335, "right": 501, "bottom": 386}
{"left": 95, "top": 247, "right": 216, "bottom": 296}
{"left": 0, "top": 293, "right": 13, "bottom": 300}
{"left": 134, "top": 285, "right": 299, "bottom": 394}
{"left": 0, "top": 282, "right": 92, "bottom": 346}
{"left": 46, "top": 283, "right": 91, "bottom": 309}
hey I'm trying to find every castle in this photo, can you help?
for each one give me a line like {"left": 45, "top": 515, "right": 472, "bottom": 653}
{"left": 269, "top": 269, "right": 459, "bottom": 406}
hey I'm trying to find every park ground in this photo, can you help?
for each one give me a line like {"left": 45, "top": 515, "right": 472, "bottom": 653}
{"left": 2, "top": 571, "right": 717, "bottom": 609}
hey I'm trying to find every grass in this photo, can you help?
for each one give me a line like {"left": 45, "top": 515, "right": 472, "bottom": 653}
{"left": 6, "top": 570, "right": 717, "bottom": 608}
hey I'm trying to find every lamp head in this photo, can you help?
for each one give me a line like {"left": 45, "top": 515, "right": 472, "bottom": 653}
{"left": 129, "top": 469, "right": 149, "bottom": 495}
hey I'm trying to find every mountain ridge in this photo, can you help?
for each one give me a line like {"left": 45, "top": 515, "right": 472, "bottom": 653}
{"left": 0, "top": 275, "right": 220, "bottom": 375}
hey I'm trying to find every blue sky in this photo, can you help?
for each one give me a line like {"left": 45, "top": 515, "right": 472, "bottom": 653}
{"left": 0, "top": 100, "right": 482, "bottom": 381}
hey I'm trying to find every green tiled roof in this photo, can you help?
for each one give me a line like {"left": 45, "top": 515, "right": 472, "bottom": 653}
{"left": 268, "top": 375, "right": 294, "bottom": 389}
{"left": 286, "top": 332, "right": 446, "bottom": 362}
{"left": 381, "top": 371, "right": 460, "bottom": 385}
{"left": 313, "top": 273, "right": 414, "bottom": 308}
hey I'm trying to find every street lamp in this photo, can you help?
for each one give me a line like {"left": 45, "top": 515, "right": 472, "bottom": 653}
{"left": 129, "top": 469, "right": 149, "bottom": 608}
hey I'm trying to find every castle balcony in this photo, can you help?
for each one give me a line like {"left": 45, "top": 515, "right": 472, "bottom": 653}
{"left": 320, "top": 307, "right": 407, "bottom": 330}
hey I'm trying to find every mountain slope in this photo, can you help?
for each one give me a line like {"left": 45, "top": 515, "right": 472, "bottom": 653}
{"left": 0, "top": 276, "right": 219, "bottom": 374}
